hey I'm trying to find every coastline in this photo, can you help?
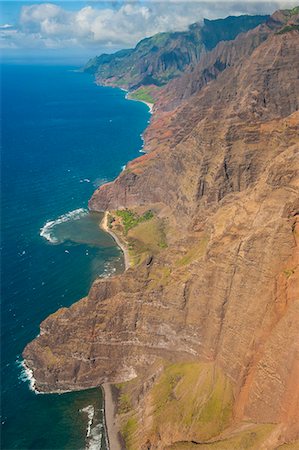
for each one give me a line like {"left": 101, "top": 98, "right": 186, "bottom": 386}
{"left": 101, "top": 211, "right": 130, "bottom": 270}
{"left": 102, "top": 384, "right": 123, "bottom": 450}
{"left": 137, "top": 99, "right": 154, "bottom": 114}
{"left": 125, "top": 92, "right": 154, "bottom": 114}
{"left": 98, "top": 91, "right": 151, "bottom": 448}
{"left": 14, "top": 74, "right": 152, "bottom": 450}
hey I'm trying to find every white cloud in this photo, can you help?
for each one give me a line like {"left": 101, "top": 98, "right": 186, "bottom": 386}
{"left": 0, "top": 24, "right": 14, "bottom": 29}
{"left": 1, "top": 1, "right": 298, "bottom": 51}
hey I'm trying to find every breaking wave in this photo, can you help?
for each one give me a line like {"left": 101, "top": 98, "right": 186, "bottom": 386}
{"left": 40, "top": 208, "right": 88, "bottom": 244}
{"left": 80, "top": 405, "right": 104, "bottom": 449}
{"left": 17, "top": 358, "right": 39, "bottom": 394}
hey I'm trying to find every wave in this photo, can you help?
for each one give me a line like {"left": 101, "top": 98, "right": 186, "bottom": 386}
{"left": 17, "top": 359, "right": 40, "bottom": 394}
{"left": 81, "top": 405, "right": 95, "bottom": 438}
{"left": 40, "top": 208, "right": 88, "bottom": 244}
{"left": 87, "top": 423, "right": 103, "bottom": 450}
{"left": 81, "top": 405, "right": 104, "bottom": 449}
{"left": 99, "top": 260, "right": 118, "bottom": 278}
{"left": 139, "top": 133, "right": 146, "bottom": 153}
{"left": 93, "top": 177, "right": 108, "bottom": 188}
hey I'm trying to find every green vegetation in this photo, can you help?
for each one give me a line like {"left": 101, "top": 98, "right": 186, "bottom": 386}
{"left": 112, "top": 209, "right": 168, "bottom": 266}
{"left": 169, "top": 424, "right": 275, "bottom": 449}
{"left": 84, "top": 15, "right": 268, "bottom": 88}
{"left": 116, "top": 381, "right": 138, "bottom": 450}
{"left": 147, "top": 265, "right": 171, "bottom": 290}
{"left": 127, "top": 217, "right": 168, "bottom": 266}
{"left": 129, "top": 86, "right": 155, "bottom": 104}
{"left": 176, "top": 235, "right": 209, "bottom": 266}
{"left": 107, "top": 213, "right": 114, "bottom": 229}
{"left": 118, "top": 392, "right": 132, "bottom": 414}
{"left": 116, "top": 364, "right": 275, "bottom": 450}
{"left": 276, "top": 24, "right": 299, "bottom": 34}
{"left": 115, "top": 209, "right": 154, "bottom": 234}
{"left": 287, "top": 6, "right": 299, "bottom": 15}
{"left": 158, "top": 241, "right": 168, "bottom": 249}
{"left": 150, "top": 32, "right": 170, "bottom": 46}
{"left": 121, "top": 416, "right": 138, "bottom": 450}
{"left": 283, "top": 268, "right": 295, "bottom": 278}
{"left": 151, "top": 362, "right": 233, "bottom": 442}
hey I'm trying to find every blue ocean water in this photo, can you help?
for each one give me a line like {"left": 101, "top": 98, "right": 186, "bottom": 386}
{"left": 0, "top": 63, "right": 150, "bottom": 449}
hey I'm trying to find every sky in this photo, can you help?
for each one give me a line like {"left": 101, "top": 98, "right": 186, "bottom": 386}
{"left": 0, "top": 0, "right": 298, "bottom": 62}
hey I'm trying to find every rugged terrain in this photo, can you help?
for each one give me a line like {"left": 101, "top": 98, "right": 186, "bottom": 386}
{"left": 83, "top": 15, "right": 268, "bottom": 90}
{"left": 24, "top": 9, "right": 299, "bottom": 449}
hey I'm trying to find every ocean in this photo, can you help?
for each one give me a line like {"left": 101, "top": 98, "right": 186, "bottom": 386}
{"left": 1, "top": 63, "right": 150, "bottom": 449}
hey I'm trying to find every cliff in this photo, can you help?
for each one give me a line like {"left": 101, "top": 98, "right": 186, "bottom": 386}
{"left": 24, "top": 10, "right": 299, "bottom": 449}
{"left": 83, "top": 15, "right": 268, "bottom": 90}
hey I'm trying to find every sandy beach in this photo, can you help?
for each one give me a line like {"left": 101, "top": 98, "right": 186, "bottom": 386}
{"left": 125, "top": 92, "right": 154, "bottom": 114}
{"left": 101, "top": 211, "right": 130, "bottom": 270}
{"left": 102, "top": 384, "right": 124, "bottom": 450}
{"left": 140, "top": 100, "right": 154, "bottom": 113}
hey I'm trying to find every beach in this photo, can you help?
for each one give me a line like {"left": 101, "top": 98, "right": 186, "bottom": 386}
{"left": 139, "top": 100, "right": 154, "bottom": 113}
{"left": 125, "top": 92, "right": 154, "bottom": 114}
{"left": 100, "top": 211, "right": 130, "bottom": 270}
{"left": 102, "top": 384, "right": 124, "bottom": 450}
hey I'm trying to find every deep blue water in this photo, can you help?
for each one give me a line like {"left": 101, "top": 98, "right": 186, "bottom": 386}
{"left": 1, "top": 64, "right": 150, "bottom": 449}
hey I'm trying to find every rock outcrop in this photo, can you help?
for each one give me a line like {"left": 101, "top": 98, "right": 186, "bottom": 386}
{"left": 24, "top": 10, "right": 299, "bottom": 449}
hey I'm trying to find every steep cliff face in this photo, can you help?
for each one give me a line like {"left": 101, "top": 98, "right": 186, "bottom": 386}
{"left": 24, "top": 11, "right": 299, "bottom": 449}
{"left": 157, "top": 9, "right": 297, "bottom": 110}
{"left": 89, "top": 24, "right": 299, "bottom": 222}
{"left": 83, "top": 15, "right": 268, "bottom": 90}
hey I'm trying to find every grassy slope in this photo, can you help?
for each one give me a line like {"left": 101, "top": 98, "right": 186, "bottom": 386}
{"left": 117, "top": 362, "right": 236, "bottom": 449}
{"left": 151, "top": 363, "right": 233, "bottom": 442}
{"left": 110, "top": 209, "right": 167, "bottom": 266}
{"left": 129, "top": 86, "right": 155, "bottom": 104}
{"left": 168, "top": 424, "right": 275, "bottom": 449}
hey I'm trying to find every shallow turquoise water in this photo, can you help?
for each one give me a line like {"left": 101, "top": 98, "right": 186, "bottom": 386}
{"left": 1, "top": 63, "right": 150, "bottom": 449}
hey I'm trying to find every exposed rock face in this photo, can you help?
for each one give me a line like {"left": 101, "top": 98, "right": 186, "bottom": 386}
{"left": 24, "top": 11, "right": 299, "bottom": 449}
{"left": 157, "top": 9, "right": 298, "bottom": 110}
{"left": 89, "top": 26, "right": 299, "bottom": 220}
{"left": 83, "top": 15, "right": 268, "bottom": 89}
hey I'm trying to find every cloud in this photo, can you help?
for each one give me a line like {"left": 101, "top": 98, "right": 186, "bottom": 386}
{"left": 0, "top": 24, "right": 14, "bottom": 29}
{"left": 1, "top": 1, "right": 298, "bottom": 51}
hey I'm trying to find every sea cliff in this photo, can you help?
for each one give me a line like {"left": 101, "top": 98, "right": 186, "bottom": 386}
{"left": 23, "top": 9, "right": 299, "bottom": 449}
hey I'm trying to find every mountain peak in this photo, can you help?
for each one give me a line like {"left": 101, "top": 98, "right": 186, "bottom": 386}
{"left": 84, "top": 14, "right": 269, "bottom": 89}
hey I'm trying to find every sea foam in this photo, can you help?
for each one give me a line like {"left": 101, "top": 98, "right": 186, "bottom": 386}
{"left": 80, "top": 405, "right": 104, "bottom": 449}
{"left": 40, "top": 208, "right": 88, "bottom": 243}
{"left": 81, "top": 405, "right": 95, "bottom": 437}
{"left": 17, "top": 359, "right": 39, "bottom": 394}
{"left": 87, "top": 424, "right": 103, "bottom": 450}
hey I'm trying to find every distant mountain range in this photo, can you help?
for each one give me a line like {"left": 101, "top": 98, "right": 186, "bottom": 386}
{"left": 84, "top": 14, "right": 269, "bottom": 89}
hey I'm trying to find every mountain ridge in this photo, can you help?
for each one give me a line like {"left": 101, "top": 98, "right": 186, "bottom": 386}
{"left": 83, "top": 14, "right": 269, "bottom": 90}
